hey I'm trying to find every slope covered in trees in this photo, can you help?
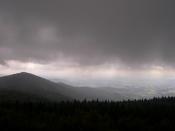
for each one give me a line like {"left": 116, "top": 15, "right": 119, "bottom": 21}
{"left": 0, "top": 97, "right": 175, "bottom": 131}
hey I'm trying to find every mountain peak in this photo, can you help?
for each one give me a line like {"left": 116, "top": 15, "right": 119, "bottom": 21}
{"left": 19, "top": 72, "right": 30, "bottom": 74}
{"left": 13, "top": 72, "right": 38, "bottom": 77}
{"left": 2, "top": 72, "right": 42, "bottom": 81}
{"left": 18, "top": 72, "right": 34, "bottom": 75}
{"left": 0, "top": 72, "right": 71, "bottom": 102}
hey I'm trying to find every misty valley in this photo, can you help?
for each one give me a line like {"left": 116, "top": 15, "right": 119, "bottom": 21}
{"left": 0, "top": 72, "right": 174, "bottom": 130}
{"left": 0, "top": 0, "right": 175, "bottom": 130}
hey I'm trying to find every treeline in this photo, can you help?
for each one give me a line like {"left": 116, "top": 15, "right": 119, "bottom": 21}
{"left": 1, "top": 97, "right": 175, "bottom": 130}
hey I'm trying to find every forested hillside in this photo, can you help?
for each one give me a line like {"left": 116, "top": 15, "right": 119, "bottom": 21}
{"left": 0, "top": 97, "right": 175, "bottom": 130}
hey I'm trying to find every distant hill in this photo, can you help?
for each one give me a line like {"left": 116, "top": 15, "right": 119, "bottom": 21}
{"left": 0, "top": 72, "right": 125, "bottom": 102}
{"left": 0, "top": 72, "right": 71, "bottom": 102}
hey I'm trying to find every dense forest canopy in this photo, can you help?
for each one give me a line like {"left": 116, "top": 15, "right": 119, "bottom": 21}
{"left": 0, "top": 97, "right": 175, "bottom": 131}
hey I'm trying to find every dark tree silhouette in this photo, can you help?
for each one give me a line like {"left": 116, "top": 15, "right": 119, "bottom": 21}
{"left": 0, "top": 97, "right": 175, "bottom": 130}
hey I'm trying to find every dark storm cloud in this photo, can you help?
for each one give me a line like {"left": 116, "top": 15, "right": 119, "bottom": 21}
{"left": 0, "top": 0, "right": 175, "bottom": 68}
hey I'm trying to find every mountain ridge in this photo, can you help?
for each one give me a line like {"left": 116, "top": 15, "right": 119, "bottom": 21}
{"left": 0, "top": 72, "right": 125, "bottom": 102}
{"left": 0, "top": 72, "right": 71, "bottom": 102}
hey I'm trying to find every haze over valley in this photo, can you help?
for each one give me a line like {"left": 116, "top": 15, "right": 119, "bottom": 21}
{"left": 0, "top": 72, "right": 175, "bottom": 102}
{"left": 0, "top": 0, "right": 175, "bottom": 100}
{"left": 1, "top": 1, "right": 175, "bottom": 130}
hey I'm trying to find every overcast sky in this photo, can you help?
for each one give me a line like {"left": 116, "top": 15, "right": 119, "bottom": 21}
{"left": 0, "top": 0, "right": 175, "bottom": 81}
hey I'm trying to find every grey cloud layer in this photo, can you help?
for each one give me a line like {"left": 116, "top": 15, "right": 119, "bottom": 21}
{"left": 0, "top": 0, "right": 175, "bottom": 68}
